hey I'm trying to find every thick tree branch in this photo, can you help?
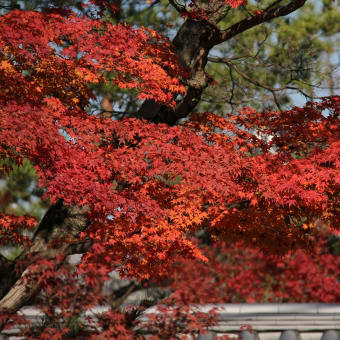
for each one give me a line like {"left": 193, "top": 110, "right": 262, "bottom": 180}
{"left": 217, "top": 0, "right": 307, "bottom": 43}
{"left": 0, "top": 202, "right": 90, "bottom": 314}
{"left": 0, "top": 267, "right": 41, "bottom": 316}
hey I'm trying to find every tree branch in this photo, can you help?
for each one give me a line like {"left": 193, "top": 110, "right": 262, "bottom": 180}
{"left": 217, "top": 0, "right": 307, "bottom": 43}
{"left": 0, "top": 202, "right": 90, "bottom": 314}
{"left": 208, "top": 56, "right": 292, "bottom": 91}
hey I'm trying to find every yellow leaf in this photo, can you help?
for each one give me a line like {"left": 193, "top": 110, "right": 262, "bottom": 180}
{"left": 0, "top": 60, "right": 14, "bottom": 71}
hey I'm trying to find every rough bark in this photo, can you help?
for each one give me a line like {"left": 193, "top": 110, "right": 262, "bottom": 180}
{"left": 137, "top": 11, "right": 223, "bottom": 124}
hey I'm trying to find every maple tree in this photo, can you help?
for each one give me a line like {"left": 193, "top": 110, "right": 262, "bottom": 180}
{"left": 0, "top": 0, "right": 339, "bottom": 338}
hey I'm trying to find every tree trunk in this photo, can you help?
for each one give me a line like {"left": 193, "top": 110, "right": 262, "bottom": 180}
{"left": 137, "top": 13, "right": 223, "bottom": 124}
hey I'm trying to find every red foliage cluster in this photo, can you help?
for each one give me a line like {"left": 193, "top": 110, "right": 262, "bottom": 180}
{"left": 0, "top": 1, "right": 339, "bottom": 282}
{"left": 226, "top": 0, "right": 248, "bottom": 8}
{"left": 0, "top": 1, "right": 339, "bottom": 338}
{"left": 168, "top": 232, "right": 340, "bottom": 304}
{"left": 0, "top": 214, "right": 35, "bottom": 246}
{"left": 182, "top": 0, "right": 249, "bottom": 20}
{"left": 15, "top": 230, "right": 340, "bottom": 339}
